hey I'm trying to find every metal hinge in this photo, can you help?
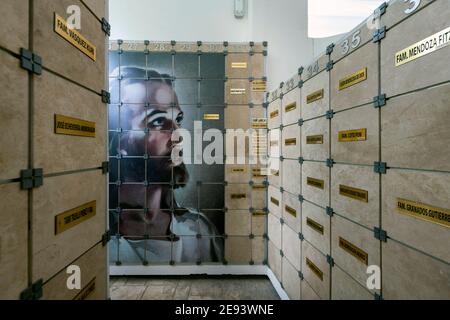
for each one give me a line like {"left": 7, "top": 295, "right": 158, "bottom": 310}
{"left": 373, "top": 26, "right": 386, "bottom": 43}
{"left": 374, "top": 293, "right": 384, "bottom": 300}
{"left": 101, "top": 18, "right": 111, "bottom": 36}
{"left": 327, "top": 255, "right": 335, "bottom": 267}
{"left": 20, "top": 168, "right": 43, "bottom": 190}
{"left": 326, "top": 43, "right": 335, "bottom": 55}
{"left": 298, "top": 80, "right": 304, "bottom": 88}
{"left": 102, "top": 161, "right": 109, "bottom": 174}
{"left": 20, "top": 279, "right": 43, "bottom": 300}
{"left": 101, "top": 90, "right": 111, "bottom": 104}
{"left": 298, "top": 233, "right": 304, "bottom": 241}
{"left": 298, "top": 119, "right": 304, "bottom": 127}
{"left": 373, "top": 94, "right": 387, "bottom": 108}
{"left": 326, "top": 207, "right": 334, "bottom": 217}
{"left": 298, "top": 157, "right": 304, "bottom": 165}
{"left": 374, "top": 227, "right": 388, "bottom": 242}
{"left": 298, "top": 67, "right": 304, "bottom": 76}
{"left": 263, "top": 102, "right": 269, "bottom": 109}
{"left": 280, "top": 218, "right": 285, "bottom": 225}
{"left": 20, "top": 48, "right": 42, "bottom": 75}
{"left": 298, "top": 271, "right": 304, "bottom": 280}
{"left": 280, "top": 250, "right": 284, "bottom": 257}
{"left": 326, "top": 110, "right": 334, "bottom": 119}
{"left": 374, "top": 2, "right": 388, "bottom": 18}
{"left": 298, "top": 195, "right": 304, "bottom": 202}
{"left": 326, "top": 158, "right": 335, "bottom": 168}
{"left": 102, "top": 230, "right": 111, "bottom": 246}
{"left": 326, "top": 61, "right": 334, "bottom": 71}
{"left": 374, "top": 162, "right": 387, "bottom": 174}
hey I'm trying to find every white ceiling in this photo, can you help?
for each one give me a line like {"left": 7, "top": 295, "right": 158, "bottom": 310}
{"left": 308, "top": 0, "right": 387, "bottom": 38}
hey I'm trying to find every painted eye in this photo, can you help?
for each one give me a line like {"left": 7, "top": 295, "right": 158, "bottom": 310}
{"left": 175, "top": 114, "right": 183, "bottom": 124}
{"left": 149, "top": 117, "right": 165, "bottom": 127}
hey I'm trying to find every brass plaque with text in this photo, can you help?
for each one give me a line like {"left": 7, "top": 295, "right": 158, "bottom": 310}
{"left": 339, "top": 237, "right": 368, "bottom": 265}
{"left": 339, "top": 185, "right": 369, "bottom": 203}
{"left": 306, "top": 258, "right": 323, "bottom": 281}
{"left": 306, "top": 89, "right": 324, "bottom": 104}
{"left": 306, "top": 135, "right": 323, "bottom": 144}
{"left": 55, "top": 114, "right": 96, "bottom": 137}
{"left": 339, "top": 68, "right": 367, "bottom": 91}
{"left": 55, "top": 201, "right": 96, "bottom": 235}
{"left": 396, "top": 198, "right": 450, "bottom": 228}
{"left": 307, "top": 177, "right": 324, "bottom": 190}
{"left": 54, "top": 13, "right": 96, "bottom": 61}
{"left": 338, "top": 128, "right": 367, "bottom": 142}
{"left": 306, "top": 218, "right": 324, "bottom": 235}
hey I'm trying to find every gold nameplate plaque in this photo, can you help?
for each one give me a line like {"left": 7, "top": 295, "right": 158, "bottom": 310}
{"left": 252, "top": 168, "right": 268, "bottom": 177}
{"left": 306, "top": 218, "right": 324, "bottom": 235}
{"left": 252, "top": 80, "right": 267, "bottom": 92}
{"left": 230, "top": 88, "right": 246, "bottom": 95}
{"left": 252, "top": 185, "right": 267, "bottom": 190}
{"left": 252, "top": 210, "right": 266, "bottom": 216}
{"left": 231, "top": 62, "right": 248, "bottom": 69}
{"left": 54, "top": 13, "right": 96, "bottom": 61}
{"left": 285, "top": 102, "right": 297, "bottom": 113}
{"left": 339, "top": 68, "right": 367, "bottom": 91}
{"left": 54, "top": 114, "right": 96, "bottom": 137}
{"left": 339, "top": 185, "right": 369, "bottom": 203}
{"left": 55, "top": 201, "right": 96, "bottom": 235}
{"left": 338, "top": 128, "right": 367, "bottom": 142}
{"left": 203, "top": 113, "right": 220, "bottom": 120}
{"left": 231, "top": 194, "right": 247, "bottom": 199}
{"left": 396, "top": 198, "right": 450, "bottom": 228}
{"left": 338, "top": 237, "right": 368, "bottom": 265}
{"left": 231, "top": 167, "right": 246, "bottom": 173}
{"left": 306, "top": 258, "right": 323, "bottom": 281}
{"left": 73, "top": 277, "right": 96, "bottom": 300}
{"left": 396, "top": 26, "right": 450, "bottom": 67}
{"left": 270, "top": 110, "right": 279, "bottom": 119}
{"left": 306, "top": 89, "right": 324, "bottom": 104}
{"left": 307, "top": 177, "right": 325, "bottom": 190}
{"left": 270, "top": 197, "right": 279, "bottom": 206}
{"left": 285, "top": 205, "right": 297, "bottom": 217}
{"left": 284, "top": 138, "right": 297, "bottom": 146}
{"left": 252, "top": 118, "right": 268, "bottom": 129}
{"left": 306, "top": 135, "right": 323, "bottom": 144}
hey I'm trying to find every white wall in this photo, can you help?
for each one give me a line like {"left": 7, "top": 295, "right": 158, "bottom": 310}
{"left": 109, "top": 0, "right": 251, "bottom": 42}
{"left": 109, "top": 0, "right": 320, "bottom": 91}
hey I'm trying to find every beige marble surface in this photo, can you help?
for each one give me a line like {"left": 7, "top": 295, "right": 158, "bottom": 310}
{"left": 225, "top": 106, "right": 250, "bottom": 130}
{"left": 0, "top": 183, "right": 28, "bottom": 299}
{"left": 225, "top": 210, "right": 251, "bottom": 236}
{"left": 43, "top": 243, "right": 107, "bottom": 300}
{"left": 282, "top": 224, "right": 301, "bottom": 270}
{"left": 331, "top": 215, "right": 380, "bottom": 295}
{"left": 33, "top": 0, "right": 106, "bottom": 93}
{"left": 302, "top": 117, "right": 329, "bottom": 161}
{"left": 282, "top": 159, "right": 301, "bottom": 195}
{"left": 82, "top": 0, "right": 107, "bottom": 20}
{"left": 302, "top": 201, "right": 330, "bottom": 255}
{"left": 282, "top": 257, "right": 301, "bottom": 300}
{"left": 382, "top": 240, "right": 450, "bottom": 300}
{"left": 381, "top": 0, "right": 449, "bottom": 97}
{"left": 302, "top": 71, "right": 329, "bottom": 120}
{"left": 0, "top": 0, "right": 28, "bottom": 54}
{"left": 268, "top": 240, "right": 282, "bottom": 282}
{"left": 302, "top": 241, "right": 330, "bottom": 299}
{"left": 0, "top": 51, "right": 28, "bottom": 181}
{"left": 331, "top": 266, "right": 373, "bottom": 300}
{"left": 330, "top": 43, "right": 378, "bottom": 111}
{"left": 111, "top": 276, "right": 280, "bottom": 300}
{"left": 331, "top": 105, "right": 379, "bottom": 165}
{"left": 381, "top": 84, "right": 450, "bottom": 171}
{"left": 225, "top": 237, "right": 252, "bottom": 263}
